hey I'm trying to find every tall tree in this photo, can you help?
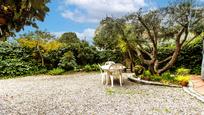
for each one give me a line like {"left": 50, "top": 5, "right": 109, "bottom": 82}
{"left": 126, "top": 0, "right": 204, "bottom": 74}
{"left": 58, "top": 32, "right": 80, "bottom": 44}
{"left": 93, "top": 17, "right": 122, "bottom": 50}
{"left": 94, "top": 17, "right": 137, "bottom": 70}
{"left": 95, "top": 0, "right": 204, "bottom": 74}
{"left": 0, "top": 0, "right": 50, "bottom": 40}
{"left": 18, "top": 30, "right": 60, "bottom": 66}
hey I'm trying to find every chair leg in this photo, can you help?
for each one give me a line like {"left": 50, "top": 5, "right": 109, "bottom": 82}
{"left": 106, "top": 72, "right": 110, "bottom": 85}
{"left": 119, "top": 75, "right": 122, "bottom": 86}
{"left": 101, "top": 74, "right": 105, "bottom": 84}
{"left": 110, "top": 75, "right": 114, "bottom": 87}
{"left": 101, "top": 74, "right": 103, "bottom": 84}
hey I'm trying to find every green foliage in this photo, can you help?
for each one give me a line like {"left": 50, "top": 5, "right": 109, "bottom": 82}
{"left": 141, "top": 70, "right": 190, "bottom": 86}
{"left": 0, "top": 42, "right": 43, "bottom": 77}
{"left": 0, "top": 59, "right": 39, "bottom": 77}
{"left": 83, "top": 65, "right": 92, "bottom": 72}
{"left": 59, "top": 51, "right": 77, "bottom": 71}
{"left": 134, "top": 65, "right": 145, "bottom": 76}
{"left": 97, "top": 50, "right": 123, "bottom": 64}
{"left": 58, "top": 32, "right": 80, "bottom": 44}
{"left": 94, "top": 17, "right": 122, "bottom": 50}
{"left": 143, "top": 70, "right": 151, "bottom": 77}
{"left": 175, "top": 75, "right": 190, "bottom": 86}
{"left": 0, "top": 1, "right": 50, "bottom": 39}
{"left": 157, "top": 35, "right": 203, "bottom": 75}
{"left": 48, "top": 68, "right": 65, "bottom": 75}
{"left": 140, "top": 70, "right": 152, "bottom": 80}
{"left": 176, "top": 67, "right": 190, "bottom": 76}
{"left": 150, "top": 75, "right": 162, "bottom": 82}
{"left": 161, "top": 72, "right": 175, "bottom": 82}
{"left": 191, "top": 65, "right": 201, "bottom": 75}
{"left": 83, "top": 64, "right": 100, "bottom": 72}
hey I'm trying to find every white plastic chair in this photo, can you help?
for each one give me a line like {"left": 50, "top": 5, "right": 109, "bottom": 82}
{"left": 98, "top": 64, "right": 107, "bottom": 84}
{"left": 105, "top": 61, "right": 115, "bottom": 65}
{"left": 108, "top": 63, "right": 125, "bottom": 87}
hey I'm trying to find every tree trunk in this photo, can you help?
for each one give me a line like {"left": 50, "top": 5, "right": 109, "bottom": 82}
{"left": 158, "top": 46, "right": 181, "bottom": 74}
{"left": 148, "top": 63, "right": 157, "bottom": 74}
{"left": 201, "top": 38, "right": 204, "bottom": 80}
{"left": 36, "top": 43, "right": 44, "bottom": 66}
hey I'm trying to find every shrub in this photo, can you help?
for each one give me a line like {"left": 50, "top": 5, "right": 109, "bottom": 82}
{"left": 143, "top": 70, "right": 151, "bottom": 77}
{"left": 83, "top": 65, "right": 92, "bottom": 72}
{"left": 134, "top": 65, "right": 145, "bottom": 76}
{"left": 150, "top": 75, "right": 162, "bottom": 82}
{"left": 59, "top": 51, "right": 77, "bottom": 71}
{"left": 48, "top": 68, "right": 65, "bottom": 75}
{"left": 191, "top": 65, "right": 201, "bottom": 75}
{"left": 83, "top": 64, "right": 99, "bottom": 72}
{"left": 74, "top": 66, "right": 82, "bottom": 72}
{"left": 175, "top": 75, "right": 190, "bottom": 86}
{"left": 161, "top": 72, "right": 175, "bottom": 82}
{"left": 176, "top": 67, "right": 190, "bottom": 76}
{"left": 0, "top": 59, "right": 40, "bottom": 77}
{"left": 141, "top": 70, "right": 152, "bottom": 80}
{"left": 91, "top": 64, "right": 100, "bottom": 71}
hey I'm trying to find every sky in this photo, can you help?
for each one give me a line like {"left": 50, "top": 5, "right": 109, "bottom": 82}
{"left": 19, "top": 0, "right": 204, "bottom": 43}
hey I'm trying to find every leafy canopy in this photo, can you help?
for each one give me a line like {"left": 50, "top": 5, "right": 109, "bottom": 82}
{"left": 0, "top": 0, "right": 50, "bottom": 40}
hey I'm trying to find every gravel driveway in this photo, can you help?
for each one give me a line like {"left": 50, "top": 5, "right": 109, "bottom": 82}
{"left": 0, "top": 72, "right": 204, "bottom": 114}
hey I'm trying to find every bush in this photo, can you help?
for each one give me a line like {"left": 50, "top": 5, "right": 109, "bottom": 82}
{"left": 143, "top": 70, "right": 151, "bottom": 77}
{"left": 48, "top": 68, "right": 65, "bottom": 75}
{"left": 83, "top": 65, "right": 92, "bottom": 72}
{"left": 175, "top": 75, "right": 190, "bottom": 86}
{"left": 58, "top": 51, "right": 77, "bottom": 71}
{"left": 161, "top": 72, "right": 175, "bottom": 82}
{"left": 150, "top": 75, "right": 162, "bottom": 82}
{"left": 91, "top": 64, "right": 100, "bottom": 71}
{"left": 83, "top": 64, "right": 100, "bottom": 72}
{"left": 176, "top": 67, "right": 190, "bottom": 76}
{"left": 141, "top": 70, "right": 152, "bottom": 80}
{"left": 0, "top": 58, "right": 41, "bottom": 77}
{"left": 191, "top": 65, "right": 201, "bottom": 75}
{"left": 134, "top": 65, "right": 145, "bottom": 76}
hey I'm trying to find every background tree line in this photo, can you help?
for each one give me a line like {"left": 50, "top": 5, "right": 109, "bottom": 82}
{"left": 0, "top": 0, "right": 204, "bottom": 77}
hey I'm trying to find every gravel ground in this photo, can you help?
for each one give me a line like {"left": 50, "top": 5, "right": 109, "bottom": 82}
{"left": 0, "top": 72, "right": 204, "bottom": 115}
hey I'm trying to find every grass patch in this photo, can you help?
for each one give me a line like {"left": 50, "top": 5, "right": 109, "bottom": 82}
{"left": 105, "top": 87, "right": 145, "bottom": 95}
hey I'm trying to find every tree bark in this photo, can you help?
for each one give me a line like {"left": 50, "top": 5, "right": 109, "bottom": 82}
{"left": 202, "top": 38, "right": 204, "bottom": 80}
{"left": 36, "top": 42, "right": 44, "bottom": 66}
{"left": 157, "top": 27, "right": 186, "bottom": 74}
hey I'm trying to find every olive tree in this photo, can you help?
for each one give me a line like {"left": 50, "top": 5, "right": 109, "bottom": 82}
{"left": 95, "top": 0, "right": 204, "bottom": 74}
{"left": 126, "top": 0, "right": 204, "bottom": 74}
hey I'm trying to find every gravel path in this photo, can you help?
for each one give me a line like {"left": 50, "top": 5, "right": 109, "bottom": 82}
{"left": 0, "top": 72, "right": 204, "bottom": 114}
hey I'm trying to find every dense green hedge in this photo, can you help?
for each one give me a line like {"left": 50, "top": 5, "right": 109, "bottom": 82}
{"left": 0, "top": 42, "right": 44, "bottom": 77}
{"left": 0, "top": 41, "right": 123, "bottom": 77}
{"left": 176, "top": 38, "right": 202, "bottom": 74}
{"left": 0, "top": 36, "right": 202, "bottom": 77}
{"left": 158, "top": 37, "right": 202, "bottom": 75}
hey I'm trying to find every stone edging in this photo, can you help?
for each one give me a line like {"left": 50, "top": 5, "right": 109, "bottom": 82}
{"left": 128, "top": 76, "right": 181, "bottom": 88}
{"left": 183, "top": 81, "right": 204, "bottom": 103}
{"left": 128, "top": 75, "right": 204, "bottom": 103}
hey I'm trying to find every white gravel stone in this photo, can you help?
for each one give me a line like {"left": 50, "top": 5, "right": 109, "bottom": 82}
{"left": 0, "top": 73, "right": 204, "bottom": 114}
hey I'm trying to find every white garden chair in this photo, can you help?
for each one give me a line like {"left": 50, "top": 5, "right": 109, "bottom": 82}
{"left": 108, "top": 63, "right": 125, "bottom": 87}
{"left": 105, "top": 61, "right": 115, "bottom": 65}
{"left": 98, "top": 64, "right": 107, "bottom": 84}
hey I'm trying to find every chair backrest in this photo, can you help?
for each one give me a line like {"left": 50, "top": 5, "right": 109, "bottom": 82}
{"left": 105, "top": 61, "right": 115, "bottom": 65}
{"left": 109, "top": 63, "right": 124, "bottom": 70}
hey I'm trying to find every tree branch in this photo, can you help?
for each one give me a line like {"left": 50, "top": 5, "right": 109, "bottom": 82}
{"left": 183, "top": 35, "right": 200, "bottom": 48}
{"left": 137, "top": 43, "right": 153, "bottom": 58}
{"left": 159, "top": 56, "right": 172, "bottom": 64}
{"left": 180, "top": 28, "right": 188, "bottom": 45}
